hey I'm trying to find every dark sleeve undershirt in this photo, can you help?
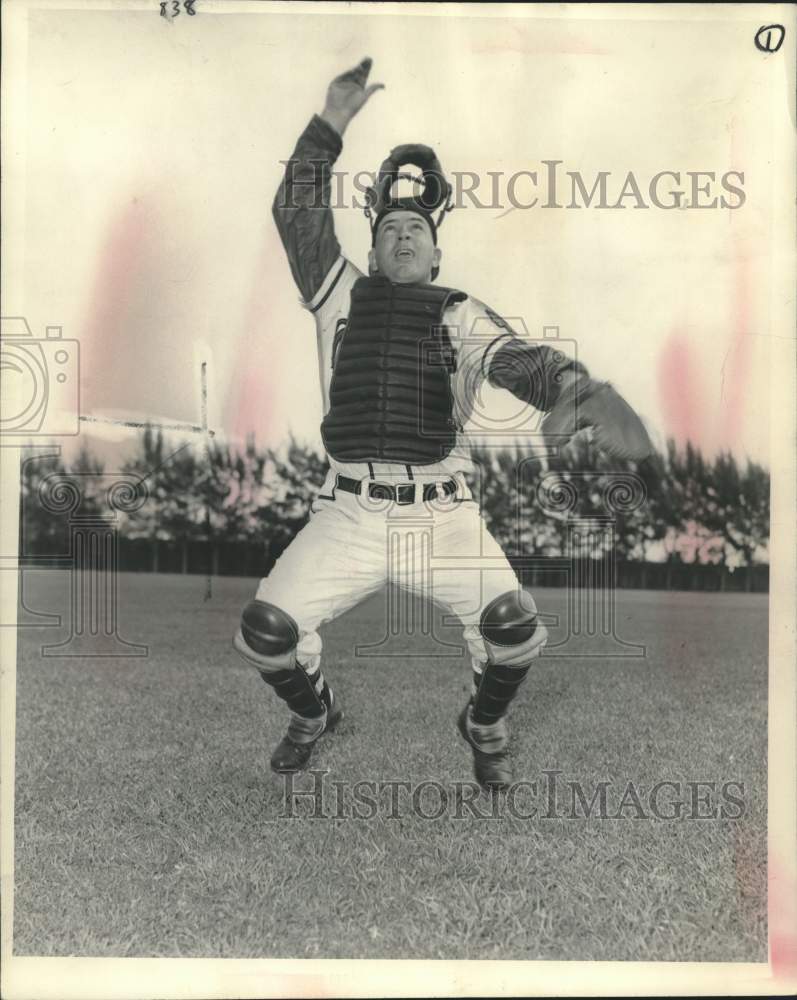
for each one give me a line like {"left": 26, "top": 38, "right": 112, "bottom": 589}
{"left": 486, "top": 336, "right": 588, "bottom": 413}
{"left": 272, "top": 114, "right": 344, "bottom": 303}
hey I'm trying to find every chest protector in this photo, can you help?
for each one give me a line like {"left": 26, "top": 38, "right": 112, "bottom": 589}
{"left": 321, "top": 276, "right": 467, "bottom": 465}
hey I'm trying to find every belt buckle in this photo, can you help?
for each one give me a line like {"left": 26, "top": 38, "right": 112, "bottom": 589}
{"left": 396, "top": 483, "right": 416, "bottom": 505}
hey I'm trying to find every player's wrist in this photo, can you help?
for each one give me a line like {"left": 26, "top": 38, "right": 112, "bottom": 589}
{"left": 320, "top": 107, "right": 350, "bottom": 137}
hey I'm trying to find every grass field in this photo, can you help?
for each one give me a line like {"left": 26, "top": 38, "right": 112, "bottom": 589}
{"left": 13, "top": 571, "right": 767, "bottom": 961}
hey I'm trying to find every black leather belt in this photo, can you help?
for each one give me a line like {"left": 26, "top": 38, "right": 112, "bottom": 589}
{"left": 335, "top": 475, "right": 458, "bottom": 505}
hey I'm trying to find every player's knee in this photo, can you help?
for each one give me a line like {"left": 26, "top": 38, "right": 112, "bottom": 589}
{"left": 480, "top": 589, "right": 547, "bottom": 667}
{"left": 480, "top": 589, "right": 537, "bottom": 646}
{"left": 234, "top": 600, "right": 298, "bottom": 672}
{"left": 241, "top": 600, "right": 298, "bottom": 655}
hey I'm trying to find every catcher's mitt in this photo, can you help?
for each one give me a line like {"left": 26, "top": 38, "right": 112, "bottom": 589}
{"left": 542, "top": 378, "right": 653, "bottom": 461}
{"left": 365, "top": 143, "right": 453, "bottom": 235}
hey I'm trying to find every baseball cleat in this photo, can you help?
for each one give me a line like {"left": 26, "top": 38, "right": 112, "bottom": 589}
{"left": 457, "top": 704, "right": 512, "bottom": 792}
{"left": 270, "top": 694, "right": 343, "bottom": 774}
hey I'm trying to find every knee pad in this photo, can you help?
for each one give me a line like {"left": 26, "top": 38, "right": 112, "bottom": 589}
{"left": 234, "top": 600, "right": 298, "bottom": 672}
{"left": 479, "top": 589, "right": 548, "bottom": 667}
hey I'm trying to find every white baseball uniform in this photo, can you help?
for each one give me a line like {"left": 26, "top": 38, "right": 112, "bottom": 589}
{"left": 254, "top": 254, "right": 523, "bottom": 672}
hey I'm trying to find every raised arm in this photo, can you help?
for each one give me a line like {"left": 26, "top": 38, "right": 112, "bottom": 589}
{"left": 272, "top": 57, "right": 384, "bottom": 303}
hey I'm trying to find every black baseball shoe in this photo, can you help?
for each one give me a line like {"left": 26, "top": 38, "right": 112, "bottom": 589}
{"left": 270, "top": 692, "right": 344, "bottom": 774}
{"left": 457, "top": 703, "right": 512, "bottom": 792}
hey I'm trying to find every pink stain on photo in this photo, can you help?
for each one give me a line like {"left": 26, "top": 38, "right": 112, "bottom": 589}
{"left": 656, "top": 113, "right": 760, "bottom": 458}
{"left": 718, "top": 114, "right": 759, "bottom": 456}
{"left": 717, "top": 241, "right": 753, "bottom": 451}
{"left": 657, "top": 330, "right": 706, "bottom": 447}
{"left": 473, "top": 25, "right": 610, "bottom": 57}
{"left": 224, "top": 233, "right": 282, "bottom": 443}
{"left": 80, "top": 192, "right": 154, "bottom": 410}
{"left": 769, "top": 853, "right": 797, "bottom": 980}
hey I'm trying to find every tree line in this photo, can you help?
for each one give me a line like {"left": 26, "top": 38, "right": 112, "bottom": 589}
{"left": 19, "top": 429, "right": 770, "bottom": 578}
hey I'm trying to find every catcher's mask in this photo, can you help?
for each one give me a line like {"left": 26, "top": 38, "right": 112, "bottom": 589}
{"left": 365, "top": 144, "right": 454, "bottom": 281}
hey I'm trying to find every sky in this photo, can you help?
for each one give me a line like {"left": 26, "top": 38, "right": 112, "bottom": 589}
{"left": 7, "top": 3, "right": 791, "bottom": 467}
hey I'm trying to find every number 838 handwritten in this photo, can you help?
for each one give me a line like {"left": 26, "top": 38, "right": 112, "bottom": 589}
{"left": 160, "top": 0, "right": 196, "bottom": 16}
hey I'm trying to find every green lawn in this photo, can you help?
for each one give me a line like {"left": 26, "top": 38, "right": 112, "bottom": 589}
{"left": 13, "top": 571, "right": 767, "bottom": 960}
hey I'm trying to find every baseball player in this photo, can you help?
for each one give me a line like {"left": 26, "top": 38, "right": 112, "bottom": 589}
{"left": 233, "top": 58, "right": 651, "bottom": 791}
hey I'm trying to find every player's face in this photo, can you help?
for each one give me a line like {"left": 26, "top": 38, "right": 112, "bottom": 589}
{"left": 369, "top": 211, "right": 442, "bottom": 284}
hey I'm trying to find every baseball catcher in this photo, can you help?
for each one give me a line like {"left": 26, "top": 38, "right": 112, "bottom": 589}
{"left": 233, "top": 58, "right": 652, "bottom": 791}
